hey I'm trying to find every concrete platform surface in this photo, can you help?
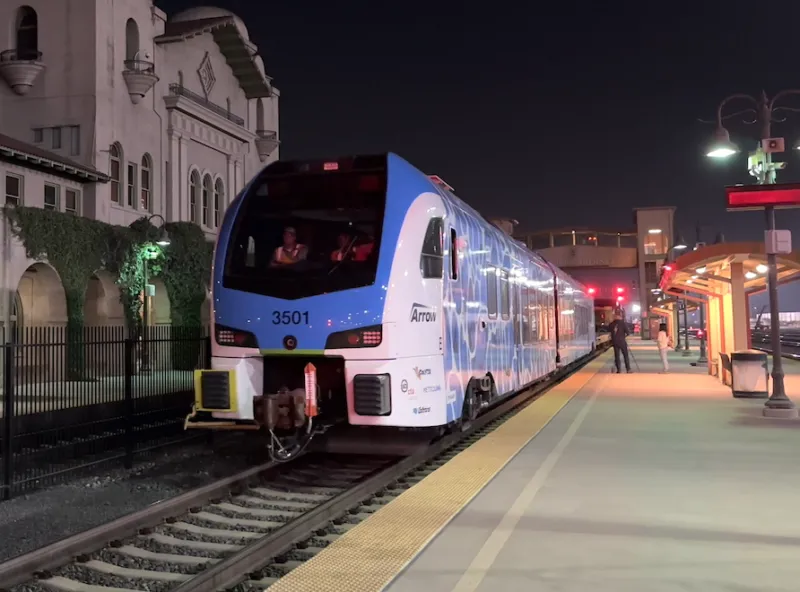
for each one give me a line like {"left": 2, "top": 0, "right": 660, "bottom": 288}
{"left": 386, "top": 342, "right": 800, "bottom": 592}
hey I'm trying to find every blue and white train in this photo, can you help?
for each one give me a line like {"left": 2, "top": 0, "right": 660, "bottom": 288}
{"left": 189, "top": 153, "right": 596, "bottom": 459}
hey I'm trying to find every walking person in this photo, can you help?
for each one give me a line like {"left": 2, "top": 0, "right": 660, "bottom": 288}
{"left": 608, "top": 313, "right": 632, "bottom": 373}
{"left": 656, "top": 322, "right": 672, "bottom": 373}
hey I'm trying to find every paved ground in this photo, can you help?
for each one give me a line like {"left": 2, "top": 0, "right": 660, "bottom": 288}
{"left": 387, "top": 341, "right": 800, "bottom": 592}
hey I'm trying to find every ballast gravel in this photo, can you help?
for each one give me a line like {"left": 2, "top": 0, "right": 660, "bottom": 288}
{"left": 0, "top": 434, "right": 266, "bottom": 562}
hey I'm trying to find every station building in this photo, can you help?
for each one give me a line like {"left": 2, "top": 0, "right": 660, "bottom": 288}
{"left": 512, "top": 207, "right": 678, "bottom": 338}
{"left": 0, "top": 2, "right": 279, "bottom": 334}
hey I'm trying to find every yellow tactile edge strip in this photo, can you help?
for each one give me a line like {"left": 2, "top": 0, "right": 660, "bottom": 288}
{"left": 266, "top": 353, "right": 609, "bottom": 592}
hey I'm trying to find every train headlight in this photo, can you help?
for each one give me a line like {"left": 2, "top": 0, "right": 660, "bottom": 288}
{"left": 325, "top": 325, "right": 383, "bottom": 349}
{"left": 215, "top": 324, "right": 258, "bottom": 348}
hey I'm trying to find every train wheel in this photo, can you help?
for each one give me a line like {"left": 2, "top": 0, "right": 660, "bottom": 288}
{"left": 460, "top": 381, "right": 479, "bottom": 431}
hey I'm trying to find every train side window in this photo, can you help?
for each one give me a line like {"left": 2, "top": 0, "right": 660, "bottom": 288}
{"left": 512, "top": 281, "right": 521, "bottom": 344}
{"left": 521, "top": 285, "right": 530, "bottom": 344}
{"left": 500, "top": 270, "right": 510, "bottom": 320}
{"left": 420, "top": 218, "right": 444, "bottom": 278}
{"left": 487, "top": 268, "right": 498, "bottom": 318}
{"left": 450, "top": 228, "right": 458, "bottom": 280}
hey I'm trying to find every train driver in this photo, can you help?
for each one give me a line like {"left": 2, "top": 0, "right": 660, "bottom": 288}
{"left": 330, "top": 233, "right": 353, "bottom": 262}
{"left": 270, "top": 227, "right": 308, "bottom": 266}
{"left": 353, "top": 234, "right": 375, "bottom": 262}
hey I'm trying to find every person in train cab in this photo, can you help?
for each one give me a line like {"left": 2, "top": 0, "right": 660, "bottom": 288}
{"left": 330, "top": 232, "right": 353, "bottom": 262}
{"left": 353, "top": 234, "right": 375, "bottom": 262}
{"left": 608, "top": 312, "right": 632, "bottom": 373}
{"left": 270, "top": 227, "right": 308, "bottom": 266}
{"left": 656, "top": 322, "right": 672, "bottom": 373}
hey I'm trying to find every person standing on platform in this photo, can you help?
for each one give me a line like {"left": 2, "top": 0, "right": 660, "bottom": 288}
{"left": 608, "top": 313, "right": 632, "bottom": 373}
{"left": 656, "top": 322, "right": 672, "bottom": 373}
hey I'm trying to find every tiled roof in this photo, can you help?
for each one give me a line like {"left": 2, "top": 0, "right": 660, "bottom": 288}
{"left": 0, "top": 133, "right": 109, "bottom": 183}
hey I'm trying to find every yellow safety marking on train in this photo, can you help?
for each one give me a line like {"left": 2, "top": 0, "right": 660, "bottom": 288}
{"left": 266, "top": 353, "right": 609, "bottom": 592}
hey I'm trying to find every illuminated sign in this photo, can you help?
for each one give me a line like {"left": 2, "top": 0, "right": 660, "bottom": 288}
{"left": 725, "top": 183, "right": 800, "bottom": 211}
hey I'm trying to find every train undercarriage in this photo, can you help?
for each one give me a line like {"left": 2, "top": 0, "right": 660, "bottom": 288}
{"left": 187, "top": 356, "right": 350, "bottom": 462}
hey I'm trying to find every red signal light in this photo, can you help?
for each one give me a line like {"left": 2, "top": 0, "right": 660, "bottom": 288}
{"left": 587, "top": 287, "right": 596, "bottom": 295}
{"left": 616, "top": 286, "right": 625, "bottom": 294}
{"left": 617, "top": 295, "right": 624, "bottom": 302}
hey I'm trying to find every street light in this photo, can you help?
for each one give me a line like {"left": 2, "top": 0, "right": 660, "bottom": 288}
{"left": 140, "top": 215, "right": 170, "bottom": 373}
{"left": 706, "top": 126, "right": 739, "bottom": 158}
{"left": 705, "top": 90, "right": 798, "bottom": 418}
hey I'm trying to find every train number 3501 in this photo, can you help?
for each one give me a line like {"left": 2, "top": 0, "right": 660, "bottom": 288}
{"left": 272, "top": 311, "right": 310, "bottom": 325}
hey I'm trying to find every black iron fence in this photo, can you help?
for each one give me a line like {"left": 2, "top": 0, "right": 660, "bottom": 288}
{"left": 0, "top": 325, "right": 210, "bottom": 500}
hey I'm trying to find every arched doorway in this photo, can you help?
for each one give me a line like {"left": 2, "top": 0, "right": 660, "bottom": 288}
{"left": 15, "top": 262, "right": 68, "bottom": 379}
{"left": 83, "top": 271, "right": 125, "bottom": 327}
{"left": 16, "top": 262, "right": 67, "bottom": 335}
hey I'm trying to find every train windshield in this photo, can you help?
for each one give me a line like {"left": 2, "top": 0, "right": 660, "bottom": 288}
{"left": 222, "top": 167, "right": 387, "bottom": 300}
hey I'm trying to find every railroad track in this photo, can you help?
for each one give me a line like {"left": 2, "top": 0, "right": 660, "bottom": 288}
{"left": 3, "top": 346, "right": 608, "bottom": 592}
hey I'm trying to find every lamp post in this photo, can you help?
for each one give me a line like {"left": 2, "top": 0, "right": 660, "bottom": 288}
{"left": 139, "top": 215, "right": 171, "bottom": 373}
{"left": 705, "top": 90, "right": 798, "bottom": 418}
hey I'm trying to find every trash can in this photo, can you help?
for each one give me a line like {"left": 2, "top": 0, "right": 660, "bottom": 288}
{"left": 730, "top": 350, "right": 769, "bottom": 398}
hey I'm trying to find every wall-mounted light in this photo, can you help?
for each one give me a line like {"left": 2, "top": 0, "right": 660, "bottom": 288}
{"left": 695, "top": 266, "right": 706, "bottom": 274}
{"left": 756, "top": 264, "right": 768, "bottom": 274}
{"left": 745, "top": 271, "right": 757, "bottom": 279}
{"left": 648, "top": 228, "right": 662, "bottom": 234}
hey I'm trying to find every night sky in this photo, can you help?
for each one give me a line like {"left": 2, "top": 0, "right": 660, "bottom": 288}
{"left": 159, "top": 0, "right": 800, "bottom": 306}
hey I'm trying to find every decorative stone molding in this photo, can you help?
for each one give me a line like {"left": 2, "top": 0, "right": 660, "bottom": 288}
{"left": 123, "top": 60, "right": 158, "bottom": 105}
{"left": 0, "top": 49, "right": 45, "bottom": 96}
{"left": 255, "top": 130, "right": 279, "bottom": 162}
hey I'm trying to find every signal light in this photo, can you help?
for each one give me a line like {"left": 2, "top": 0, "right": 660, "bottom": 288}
{"left": 587, "top": 287, "right": 596, "bottom": 295}
{"left": 617, "top": 295, "right": 624, "bottom": 302}
{"left": 616, "top": 286, "right": 625, "bottom": 294}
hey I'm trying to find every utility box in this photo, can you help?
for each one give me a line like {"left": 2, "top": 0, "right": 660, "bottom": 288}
{"left": 765, "top": 229, "right": 791, "bottom": 254}
{"left": 730, "top": 350, "right": 769, "bottom": 398}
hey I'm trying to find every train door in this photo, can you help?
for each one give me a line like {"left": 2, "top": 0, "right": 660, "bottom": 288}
{"left": 512, "top": 279, "right": 523, "bottom": 387}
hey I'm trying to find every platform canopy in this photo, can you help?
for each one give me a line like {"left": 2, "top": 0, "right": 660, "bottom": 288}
{"left": 659, "top": 242, "right": 800, "bottom": 298}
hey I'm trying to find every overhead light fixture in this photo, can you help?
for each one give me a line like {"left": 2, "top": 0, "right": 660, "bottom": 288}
{"left": 648, "top": 229, "right": 662, "bottom": 234}
{"left": 745, "top": 271, "right": 757, "bottom": 279}
{"left": 756, "top": 264, "right": 768, "bottom": 274}
{"left": 695, "top": 266, "right": 706, "bottom": 274}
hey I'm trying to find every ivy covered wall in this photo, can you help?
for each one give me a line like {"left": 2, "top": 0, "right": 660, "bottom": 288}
{"left": 4, "top": 206, "right": 213, "bottom": 334}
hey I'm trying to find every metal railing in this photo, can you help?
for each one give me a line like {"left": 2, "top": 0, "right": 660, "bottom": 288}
{"left": 168, "top": 83, "right": 245, "bottom": 126}
{"left": 0, "top": 325, "right": 211, "bottom": 500}
{"left": 0, "top": 48, "right": 43, "bottom": 62}
{"left": 124, "top": 59, "right": 155, "bottom": 75}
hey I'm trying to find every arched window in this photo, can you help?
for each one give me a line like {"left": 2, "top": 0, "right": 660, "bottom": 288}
{"left": 125, "top": 18, "right": 139, "bottom": 62}
{"left": 202, "top": 174, "right": 212, "bottom": 226}
{"left": 140, "top": 153, "right": 152, "bottom": 211}
{"left": 214, "top": 178, "right": 224, "bottom": 227}
{"left": 109, "top": 143, "right": 122, "bottom": 203}
{"left": 256, "top": 98, "right": 265, "bottom": 132}
{"left": 189, "top": 170, "right": 200, "bottom": 223}
{"left": 15, "top": 6, "right": 38, "bottom": 59}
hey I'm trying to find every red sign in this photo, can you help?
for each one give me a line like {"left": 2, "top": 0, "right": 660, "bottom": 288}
{"left": 726, "top": 183, "right": 800, "bottom": 211}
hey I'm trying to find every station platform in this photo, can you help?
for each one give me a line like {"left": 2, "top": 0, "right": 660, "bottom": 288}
{"left": 268, "top": 340, "right": 800, "bottom": 592}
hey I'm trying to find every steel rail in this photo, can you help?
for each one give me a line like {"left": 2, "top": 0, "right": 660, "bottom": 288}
{"left": 175, "top": 346, "right": 609, "bottom": 592}
{"left": 0, "top": 459, "right": 279, "bottom": 586}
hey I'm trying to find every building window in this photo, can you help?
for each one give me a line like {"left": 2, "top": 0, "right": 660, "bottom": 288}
{"left": 44, "top": 184, "right": 58, "bottom": 210}
{"left": 202, "top": 174, "right": 212, "bottom": 226}
{"left": 69, "top": 125, "right": 80, "bottom": 156}
{"left": 15, "top": 6, "right": 38, "bottom": 58}
{"left": 213, "top": 178, "right": 224, "bottom": 227}
{"left": 125, "top": 18, "right": 139, "bottom": 61}
{"left": 189, "top": 170, "right": 200, "bottom": 223}
{"left": 5, "top": 174, "right": 22, "bottom": 206}
{"left": 65, "top": 188, "right": 79, "bottom": 214}
{"left": 645, "top": 261, "right": 659, "bottom": 284}
{"left": 643, "top": 231, "right": 668, "bottom": 255}
{"left": 32, "top": 128, "right": 42, "bottom": 143}
{"left": 127, "top": 162, "right": 137, "bottom": 207}
{"left": 52, "top": 127, "right": 61, "bottom": 149}
{"left": 109, "top": 143, "right": 122, "bottom": 203}
{"left": 141, "top": 153, "right": 152, "bottom": 211}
